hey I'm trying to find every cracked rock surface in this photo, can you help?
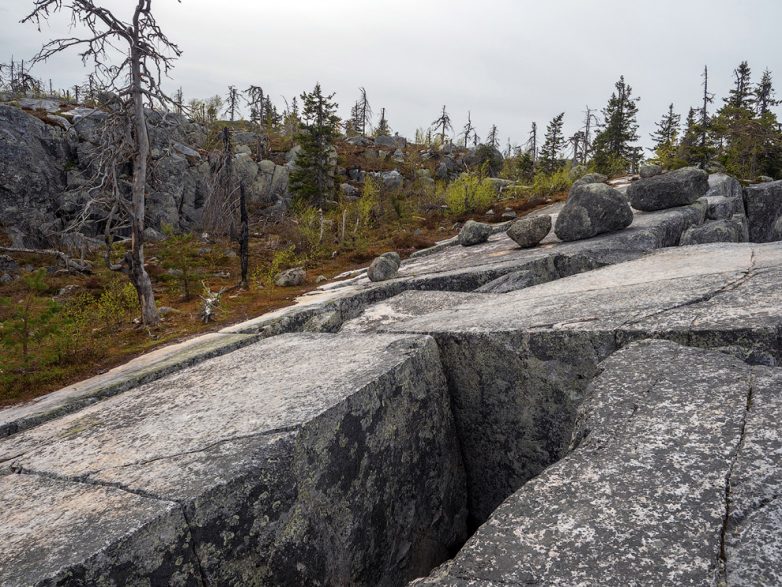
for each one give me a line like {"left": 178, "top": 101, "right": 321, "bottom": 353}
{"left": 384, "top": 243, "right": 782, "bottom": 526}
{"left": 415, "top": 340, "right": 781, "bottom": 586}
{"left": 0, "top": 333, "right": 467, "bottom": 586}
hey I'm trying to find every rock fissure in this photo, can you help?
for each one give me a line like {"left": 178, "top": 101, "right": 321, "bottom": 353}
{"left": 719, "top": 373, "right": 755, "bottom": 584}
{"left": 9, "top": 464, "right": 174, "bottom": 504}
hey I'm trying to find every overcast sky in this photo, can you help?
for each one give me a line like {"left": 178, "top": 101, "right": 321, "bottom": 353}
{"left": 1, "top": 0, "right": 780, "bottom": 151}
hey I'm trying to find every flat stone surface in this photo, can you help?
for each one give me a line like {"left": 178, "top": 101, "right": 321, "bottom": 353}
{"left": 0, "top": 333, "right": 467, "bottom": 586}
{"left": 417, "top": 341, "right": 775, "bottom": 586}
{"left": 0, "top": 332, "right": 258, "bottom": 438}
{"left": 0, "top": 473, "right": 199, "bottom": 586}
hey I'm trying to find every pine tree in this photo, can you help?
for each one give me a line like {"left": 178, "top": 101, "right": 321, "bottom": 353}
{"left": 538, "top": 113, "right": 565, "bottom": 175}
{"left": 289, "top": 83, "right": 340, "bottom": 207}
{"left": 591, "top": 75, "right": 642, "bottom": 175}
{"left": 650, "top": 103, "right": 681, "bottom": 167}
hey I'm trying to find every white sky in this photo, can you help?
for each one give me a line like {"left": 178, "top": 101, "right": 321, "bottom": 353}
{"left": 1, "top": 0, "right": 780, "bottom": 151}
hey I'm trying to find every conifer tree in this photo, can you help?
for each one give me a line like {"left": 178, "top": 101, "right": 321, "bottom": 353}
{"left": 591, "top": 75, "right": 642, "bottom": 174}
{"left": 755, "top": 69, "right": 780, "bottom": 116}
{"left": 375, "top": 107, "right": 391, "bottom": 137}
{"left": 224, "top": 85, "right": 239, "bottom": 121}
{"left": 538, "top": 113, "right": 565, "bottom": 174}
{"left": 355, "top": 87, "right": 373, "bottom": 136}
{"left": 289, "top": 83, "right": 340, "bottom": 207}
{"left": 725, "top": 61, "right": 754, "bottom": 110}
{"left": 650, "top": 103, "right": 681, "bottom": 167}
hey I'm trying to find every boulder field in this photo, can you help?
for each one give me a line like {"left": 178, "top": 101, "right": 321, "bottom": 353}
{"left": 2, "top": 173, "right": 782, "bottom": 586}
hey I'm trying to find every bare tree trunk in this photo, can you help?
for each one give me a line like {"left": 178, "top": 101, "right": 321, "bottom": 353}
{"left": 129, "top": 21, "right": 158, "bottom": 325}
{"left": 239, "top": 181, "right": 249, "bottom": 289}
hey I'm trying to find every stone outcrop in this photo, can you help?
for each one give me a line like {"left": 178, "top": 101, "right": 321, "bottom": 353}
{"left": 680, "top": 214, "right": 748, "bottom": 245}
{"left": 0, "top": 103, "right": 291, "bottom": 246}
{"left": 744, "top": 179, "right": 782, "bottom": 242}
{"left": 628, "top": 166, "right": 709, "bottom": 211}
{"left": 554, "top": 183, "right": 633, "bottom": 241}
{"left": 0, "top": 334, "right": 467, "bottom": 586}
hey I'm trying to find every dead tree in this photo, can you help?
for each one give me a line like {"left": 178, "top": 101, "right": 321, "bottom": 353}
{"left": 24, "top": 0, "right": 183, "bottom": 325}
{"left": 527, "top": 122, "right": 538, "bottom": 163}
{"left": 431, "top": 105, "right": 453, "bottom": 144}
{"left": 461, "top": 111, "right": 474, "bottom": 148}
{"left": 356, "top": 87, "right": 373, "bottom": 136}
{"left": 225, "top": 85, "right": 239, "bottom": 121}
{"left": 486, "top": 124, "right": 499, "bottom": 148}
{"left": 239, "top": 181, "right": 249, "bottom": 289}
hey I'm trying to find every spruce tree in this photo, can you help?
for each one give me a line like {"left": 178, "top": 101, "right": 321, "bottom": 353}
{"left": 591, "top": 75, "right": 642, "bottom": 175}
{"left": 754, "top": 69, "right": 780, "bottom": 116}
{"left": 650, "top": 103, "right": 681, "bottom": 167}
{"left": 486, "top": 125, "right": 499, "bottom": 149}
{"left": 375, "top": 107, "right": 391, "bottom": 137}
{"left": 289, "top": 83, "right": 340, "bottom": 207}
{"left": 538, "top": 113, "right": 565, "bottom": 174}
{"left": 725, "top": 61, "right": 754, "bottom": 110}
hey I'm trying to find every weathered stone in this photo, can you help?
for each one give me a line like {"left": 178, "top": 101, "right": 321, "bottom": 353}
{"left": 274, "top": 267, "right": 306, "bottom": 287}
{"left": 381, "top": 251, "right": 401, "bottom": 268}
{"left": 0, "top": 334, "right": 467, "bottom": 586}
{"left": 367, "top": 255, "right": 399, "bottom": 282}
{"left": 555, "top": 183, "right": 633, "bottom": 241}
{"left": 458, "top": 220, "right": 493, "bottom": 246}
{"left": 628, "top": 166, "right": 709, "bottom": 211}
{"left": 639, "top": 163, "right": 663, "bottom": 178}
{"left": 680, "top": 215, "right": 748, "bottom": 245}
{"left": 417, "top": 341, "right": 775, "bottom": 586}
{"left": 506, "top": 215, "right": 551, "bottom": 248}
{"left": 744, "top": 179, "right": 782, "bottom": 242}
{"left": 19, "top": 98, "right": 61, "bottom": 113}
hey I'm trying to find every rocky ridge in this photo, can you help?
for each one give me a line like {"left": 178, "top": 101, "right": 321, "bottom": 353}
{"left": 2, "top": 170, "right": 782, "bottom": 585}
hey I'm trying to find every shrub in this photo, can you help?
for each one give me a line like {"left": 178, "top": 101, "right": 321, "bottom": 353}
{"left": 443, "top": 172, "right": 496, "bottom": 217}
{"left": 96, "top": 278, "right": 140, "bottom": 327}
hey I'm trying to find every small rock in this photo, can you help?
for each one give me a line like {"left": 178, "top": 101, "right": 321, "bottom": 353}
{"left": 458, "top": 220, "right": 493, "bottom": 246}
{"left": 639, "top": 164, "right": 663, "bottom": 179}
{"left": 367, "top": 256, "right": 399, "bottom": 282}
{"left": 54, "top": 284, "right": 80, "bottom": 301}
{"left": 274, "top": 267, "right": 306, "bottom": 287}
{"left": 380, "top": 251, "right": 401, "bottom": 268}
{"left": 315, "top": 275, "right": 328, "bottom": 284}
{"left": 757, "top": 176, "right": 774, "bottom": 183}
{"left": 501, "top": 211, "right": 517, "bottom": 220}
{"left": 507, "top": 215, "right": 552, "bottom": 249}
{"left": 0, "top": 273, "right": 13, "bottom": 285}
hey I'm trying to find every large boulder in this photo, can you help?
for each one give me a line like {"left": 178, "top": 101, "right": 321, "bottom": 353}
{"left": 463, "top": 145, "right": 504, "bottom": 177}
{"left": 680, "top": 215, "right": 748, "bottom": 245}
{"left": 628, "top": 166, "right": 709, "bottom": 211}
{"left": 744, "top": 180, "right": 782, "bottom": 242}
{"left": 275, "top": 267, "right": 306, "bottom": 287}
{"left": 458, "top": 220, "right": 493, "bottom": 246}
{"left": 507, "top": 215, "right": 551, "bottom": 249}
{"left": 554, "top": 183, "right": 633, "bottom": 242}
